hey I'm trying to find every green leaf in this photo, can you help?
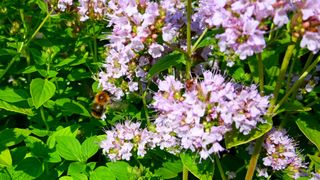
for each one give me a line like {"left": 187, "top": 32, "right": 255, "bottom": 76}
{"left": 0, "top": 170, "right": 11, "bottom": 180}
{"left": 279, "top": 100, "right": 312, "bottom": 113}
{"left": 90, "top": 166, "right": 116, "bottom": 180}
{"left": 56, "top": 136, "right": 83, "bottom": 162}
{"left": 0, "top": 128, "right": 31, "bottom": 147}
{"left": 296, "top": 113, "right": 320, "bottom": 151}
{"left": 55, "top": 55, "right": 77, "bottom": 67}
{"left": 13, "top": 157, "right": 43, "bottom": 180}
{"left": 25, "top": 136, "right": 61, "bottom": 163}
{"left": 81, "top": 136, "right": 99, "bottom": 162}
{"left": 106, "top": 161, "right": 134, "bottom": 180}
{"left": 30, "top": 78, "right": 56, "bottom": 109}
{"left": 0, "top": 87, "right": 29, "bottom": 103}
{"left": 180, "top": 153, "right": 213, "bottom": 180}
{"left": 67, "top": 68, "right": 91, "bottom": 81}
{"left": 47, "top": 125, "right": 79, "bottom": 148}
{"left": 11, "top": 147, "right": 28, "bottom": 165}
{"left": 0, "top": 148, "right": 12, "bottom": 167}
{"left": 147, "top": 51, "right": 186, "bottom": 79}
{"left": 68, "top": 162, "right": 86, "bottom": 176}
{"left": 225, "top": 118, "right": 272, "bottom": 149}
{"left": 55, "top": 98, "right": 91, "bottom": 117}
{"left": 308, "top": 154, "right": 320, "bottom": 167}
{"left": 31, "top": 0, "right": 48, "bottom": 13}
{"left": 29, "top": 48, "right": 45, "bottom": 65}
{"left": 59, "top": 176, "right": 74, "bottom": 180}
{"left": 70, "top": 173, "right": 88, "bottom": 180}
{"left": 0, "top": 100, "right": 34, "bottom": 116}
{"left": 155, "top": 160, "right": 183, "bottom": 179}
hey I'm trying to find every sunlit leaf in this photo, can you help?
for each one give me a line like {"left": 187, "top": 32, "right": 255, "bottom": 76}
{"left": 30, "top": 78, "right": 56, "bottom": 109}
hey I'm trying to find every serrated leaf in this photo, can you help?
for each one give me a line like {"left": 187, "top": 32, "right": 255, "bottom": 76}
{"left": 30, "top": 78, "right": 56, "bottom": 109}
{"left": 0, "top": 128, "right": 31, "bottom": 147}
{"left": 0, "top": 100, "right": 34, "bottom": 116}
{"left": 81, "top": 136, "right": 99, "bottom": 162}
{"left": 225, "top": 118, "right": 272, "bottom": 149}
{"left": 296, "top": 113, "right": 320, "bottom": 151}
{"left": 180, "top": 153, "right": 213, "bottom": 180}
{"left": 90, "top": 166, "right": 116, "bottom": 180}
{"left": 0, "top": 148, "right": 12, "bottom": 167}
{"left": 56, "top": 136, "right": 83, "bottom": 162}
{"left": 148, "top": 51, "right": 186, "bottom": 79}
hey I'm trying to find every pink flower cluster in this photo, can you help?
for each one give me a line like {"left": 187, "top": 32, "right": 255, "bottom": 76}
{"left": 294, "top": 0, "right": 320, "bottom": 54}
{"left": 193, "top": 0, "right": 293, "bottom": 60}
{"left": 100, "top": 121, "right": 156, "bottom": 161}
{"left": 78, "top": 0, "right": 107, "bottom": 21}
{"left": 98, "top": 0, "right": 184, "bottom": 99}
{"left": 261, "top": 128, "right": 306, "bottom": 178}
{"left": 57, "top": 0, "right": 73, "bottom": 11}
{"left": 152, "top": 71, "right": 270, "bottom": 159}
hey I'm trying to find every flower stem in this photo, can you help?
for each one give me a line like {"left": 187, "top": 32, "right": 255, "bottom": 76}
{"left": 183, "top": 166, "right": 188, "bottom": 180}
{"left": 142, "top": 91, "right": 150, "bottom": 126}
{"left": 191, "top": 28, "right": 208, "bottom": 53}
{"left": 244, "top": 53, "right": 267, "bottom": 180}
{"left": 273, "top": 55, "right": 320, "bottom": 113}
{"left": 186, "top": 0, "right": 192, "bottom": 80}
{"left": 25, "top": 9, "right": 54, "bottom": 47}
{"left": 303, "top": 53, "right": 314, "bottom": 72}
{"left": 214, "top": 154, "right": 227, "bottom": 180}
{"left": 40, "top": 106, "right": 49, "bottom": 130}
{"left": 257, "top": 53, "right": 264, "bottom": 95}
{"left": 92, "top": 21, "right": 98, "bottom": 62}
{"left": 269, "top": 38, "right": 297, "bottom": 112}
{"left": 245, "top": 135, "right": 265, "bottom": 180}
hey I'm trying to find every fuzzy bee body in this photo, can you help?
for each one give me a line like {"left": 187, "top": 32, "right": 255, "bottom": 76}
{"left": 91, "top": 91, "right": 110, "bottom": 119}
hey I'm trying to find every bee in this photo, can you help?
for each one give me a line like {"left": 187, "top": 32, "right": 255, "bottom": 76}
{"left": 91, "top": 90, "right": 111, "bottom": 119}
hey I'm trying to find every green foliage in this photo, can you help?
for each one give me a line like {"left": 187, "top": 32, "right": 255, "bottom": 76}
{"left": 180, "top": 153, "right": 213, "bottom": 180}
{"left": 0, "top": 0, "right": 319, "bottom": 179}
{"left": 225, "top": 118, "right": 273, "bottom": 149}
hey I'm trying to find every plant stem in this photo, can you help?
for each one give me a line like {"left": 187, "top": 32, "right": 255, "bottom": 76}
{"left": 257, "top": 53, "right": 264, "bottom": 95}
{"left": 142, "top": 91, "right": 150, "bottom": 126}
{"left": 0, "top": 55, "right": 19, "bottom": 80}
{"left": 269, "top": 38, "right": 297, "bottom": 112}
{"left": 273, "top": 55, "right": 320, "bottom": 113}
{"left": 25, "top": 9, "right": 54, "bottom": 46}
{"left": 183, "top": 166, "right": 188, "bottom": 180}
{"left": 191, "top": 28, "right": 208, "bottom": 53}
{"left": 267, "top": 23, "right": 275, "bottom": 41}
{"left": 186, "top": 0, "right": 192, "bottom": 80}
{"left": 92, "top": 21, "right": 98, "bottom": 62}
{"left": 40, "top": 106, "right": 49, "bottom": 130}
{"left": 245, "top": 135, "right": 265, "bottom": 180}
{"left": 303, "top": 53, "right": 314, "bottom": 72}
{"left": 244, "top": 54, "right": 267, "bottom": 180}
{"left": 214, "top": 154, "right": 227, "bottom": 180}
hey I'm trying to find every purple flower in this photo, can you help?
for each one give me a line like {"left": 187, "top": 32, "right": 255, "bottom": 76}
{"left": 148, "top": 43, "right": 164, "bottom": 58}
{"left": 57, "top": 0, "right": 72, "bottom": 11}
{"left": 152, "top": 71, "right": 269, "bottom": 159}
{"left": 261, "top": 128, "right": 306, "bottom": 177}
{"left": 100, "top": 121, "right": 155, "bottom": 161}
